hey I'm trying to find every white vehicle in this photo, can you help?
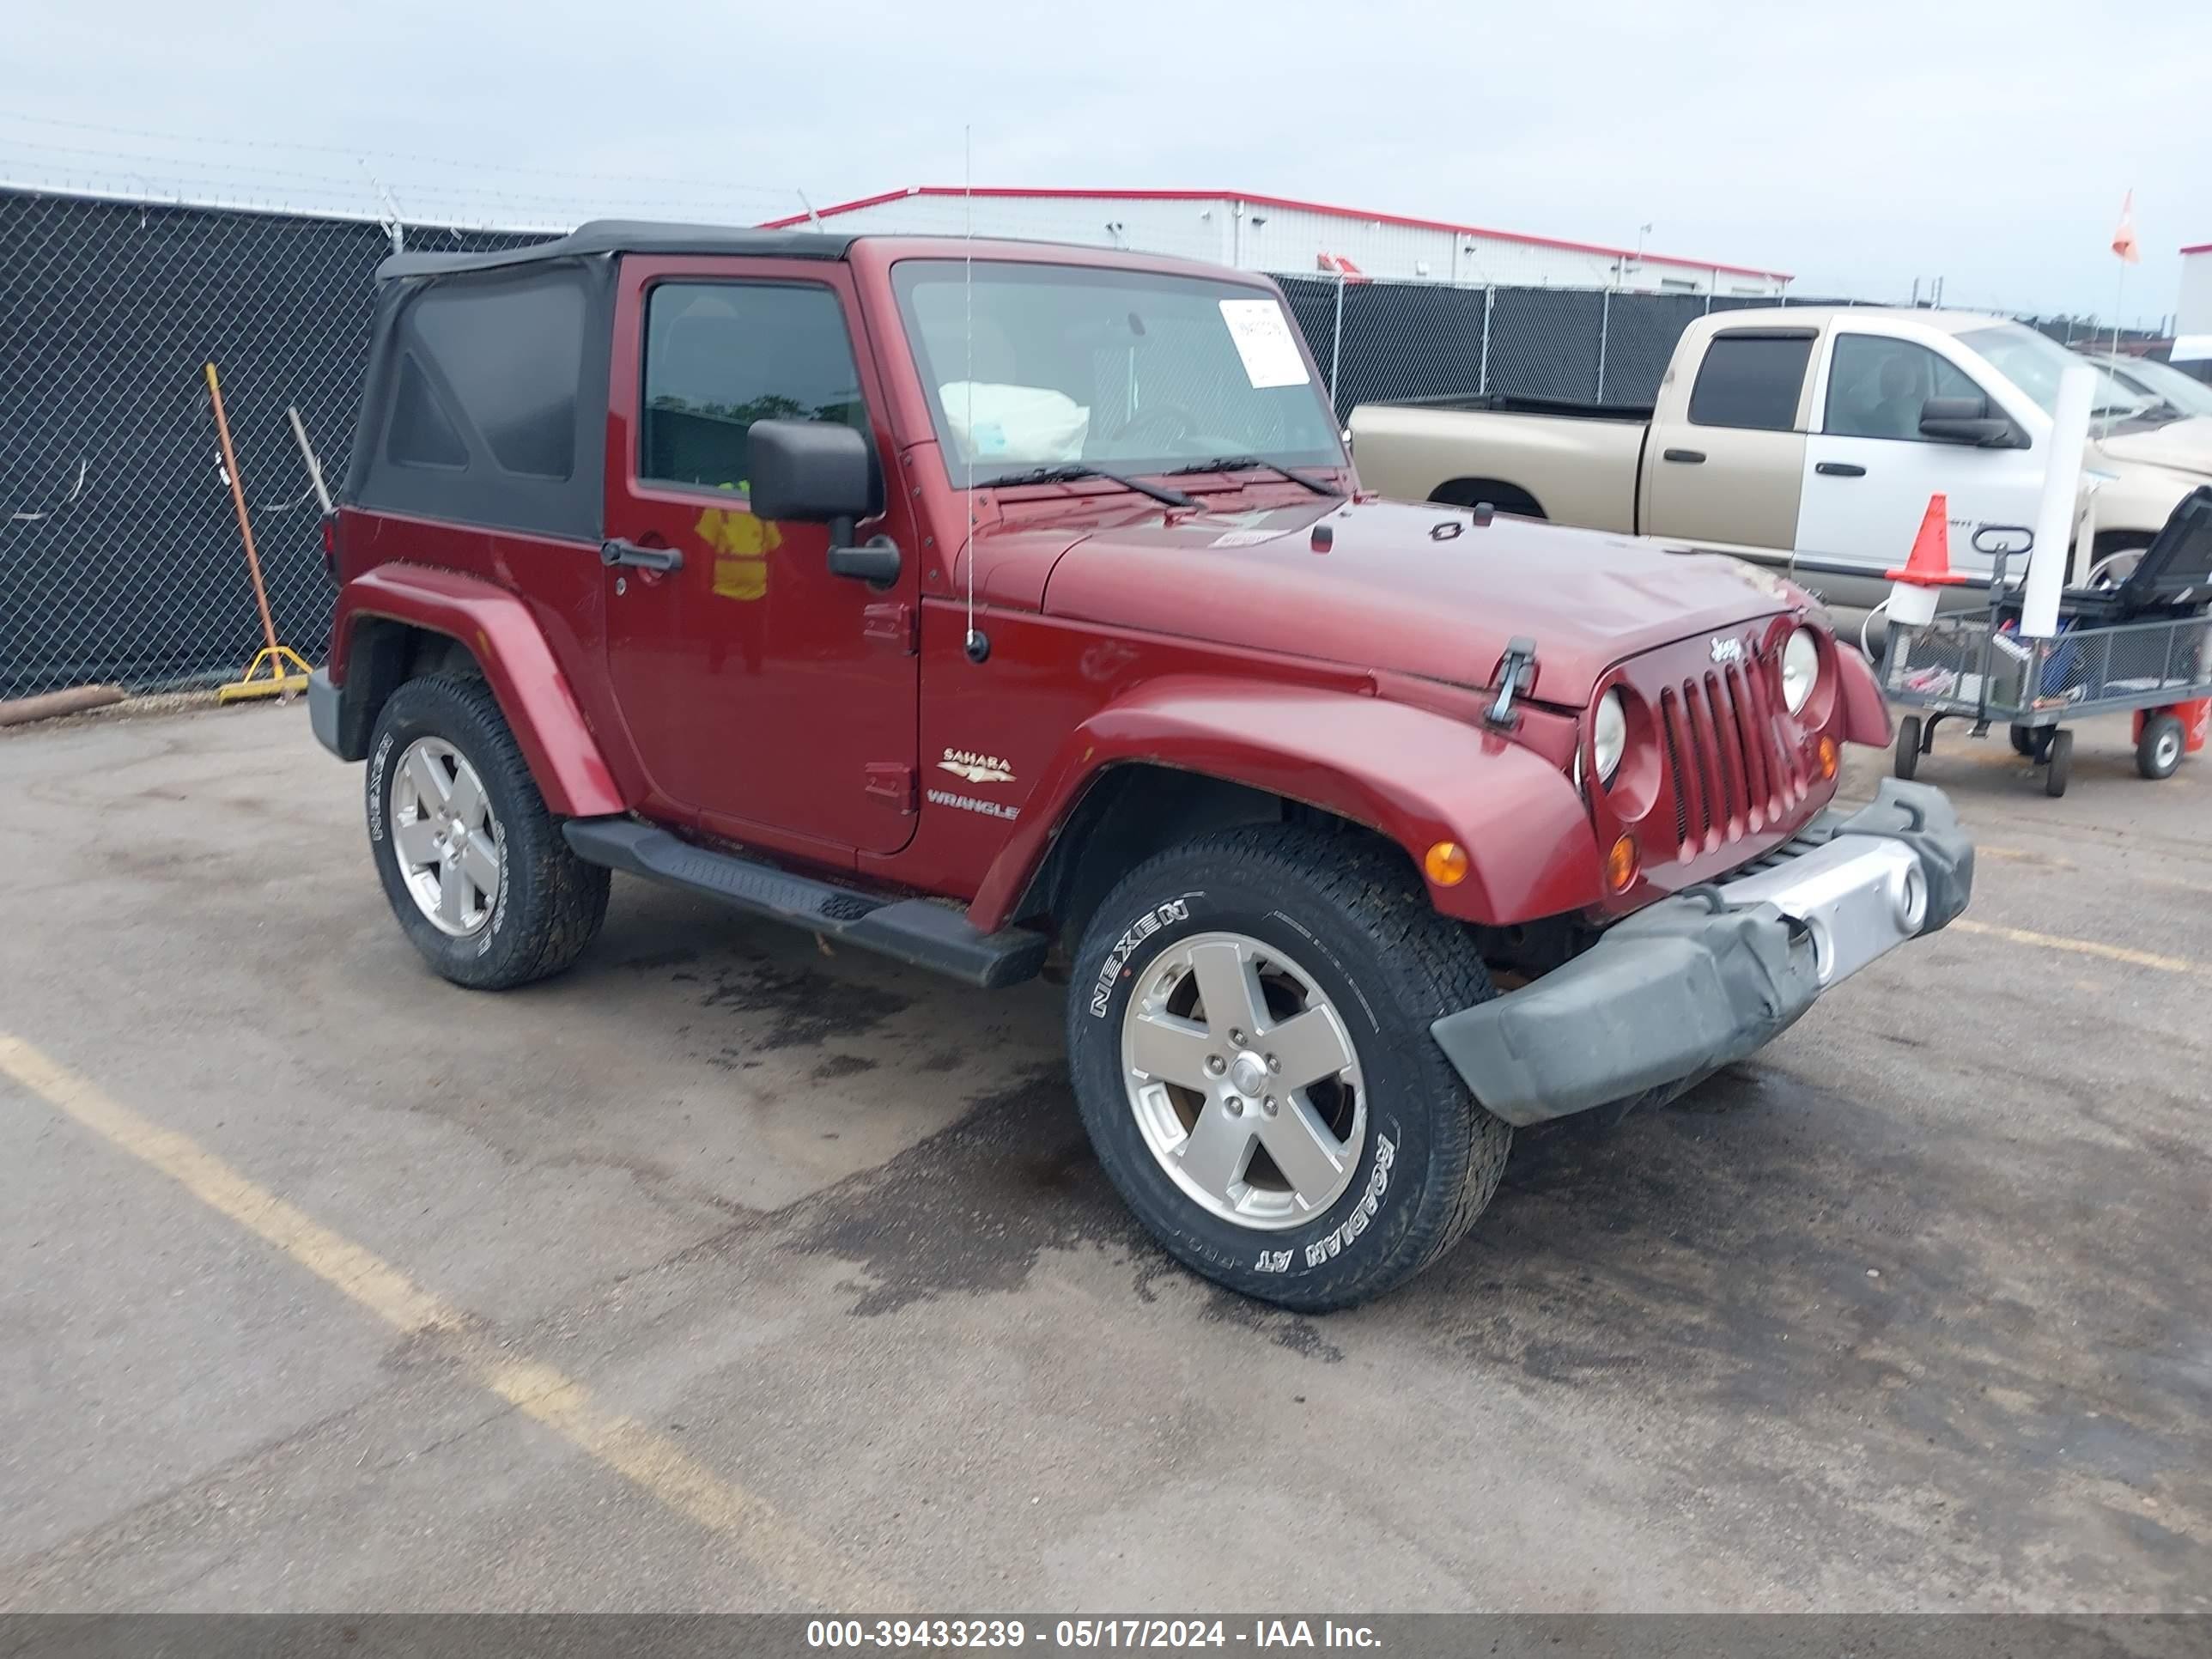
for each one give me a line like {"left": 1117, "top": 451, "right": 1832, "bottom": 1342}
{"left": 1352, "top": 308, "right": 2212, "bottom": 610}
{"left": 2085, "top": 350, "right": 2212, "bottom": 421}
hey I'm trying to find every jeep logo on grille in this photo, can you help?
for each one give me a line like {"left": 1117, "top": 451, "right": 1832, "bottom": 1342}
{"left": 1710, "top": 635, "right": 1747, "bottom": 665}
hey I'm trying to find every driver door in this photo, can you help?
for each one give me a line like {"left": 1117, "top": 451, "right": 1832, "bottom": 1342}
{"left": 601, "top": 258, "right": 921, "bottom": 858}
{"left": 1797, "top": 331, "right": 2045, "bottom": 599}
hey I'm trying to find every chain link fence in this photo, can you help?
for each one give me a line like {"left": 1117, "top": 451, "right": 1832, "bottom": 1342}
{"left": 0, "top": 184, "right": 2164, "bottom": 700}
{"left": 0, "top": 187, "right": 548, "bottom": 698}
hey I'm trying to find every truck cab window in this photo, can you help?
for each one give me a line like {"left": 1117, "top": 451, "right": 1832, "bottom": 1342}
{"left": 1686, "top": 333, "right": 1813, "bottom": 431}
{"left": 641, "top": 283, "right": 867, "bottom": 492}
{"left": 1824, "top": 334, "right": 1984, "bottom": 441}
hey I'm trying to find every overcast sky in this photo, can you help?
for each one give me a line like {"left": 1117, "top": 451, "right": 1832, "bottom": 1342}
{"left": 7, "top": 0, "right": 2208, "bottom": 321}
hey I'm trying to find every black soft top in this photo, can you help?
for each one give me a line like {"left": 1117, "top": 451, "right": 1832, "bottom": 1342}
{"left": 375, "top": 218, "right": 858, "bottom": 280}
{"left": 351, "top": 220, "right": 872, "bottom": 538}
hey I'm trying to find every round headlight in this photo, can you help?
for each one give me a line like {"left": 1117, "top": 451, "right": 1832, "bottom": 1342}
{"left": 1781, "top": 628, "right": 1820, "bottom": 715}
{"left": 1593, "top": 689, "right": 1627, "bottom": 785}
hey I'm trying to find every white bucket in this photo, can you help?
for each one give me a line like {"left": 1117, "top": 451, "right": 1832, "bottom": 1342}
{"left": 1886, "top": 580, "right": 1941, "bottom": 629}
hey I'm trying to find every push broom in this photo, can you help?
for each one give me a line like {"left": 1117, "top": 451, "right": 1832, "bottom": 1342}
{"left": 205, "top": 361, "right": 313, "bottom": 702}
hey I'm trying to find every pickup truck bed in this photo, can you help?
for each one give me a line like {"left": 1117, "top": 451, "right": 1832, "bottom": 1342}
{"left": 1352, "top": 397, "right": 1649, "bottom": 532}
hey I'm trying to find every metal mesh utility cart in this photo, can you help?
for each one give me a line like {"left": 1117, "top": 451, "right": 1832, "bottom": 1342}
{"left": 1881, "top": 489, "right": 2212, "bottom": 798}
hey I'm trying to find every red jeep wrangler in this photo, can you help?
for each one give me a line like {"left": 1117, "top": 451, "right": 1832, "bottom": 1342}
{"left": 312, "top": 221, "right": 1972, "bottom": 1310}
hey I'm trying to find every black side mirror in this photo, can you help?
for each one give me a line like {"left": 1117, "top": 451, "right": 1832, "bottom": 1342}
{"left": 746, "top": 418, "right": 901, "bottom": 586}
{"left": 1918, "top": 396, "right": 2019, "bottom": 447}
{"left": 747, "top": 419, "right": 877, "bottom": 522}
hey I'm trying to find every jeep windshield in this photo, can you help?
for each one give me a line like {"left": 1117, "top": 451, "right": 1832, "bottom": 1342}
{"left": 890, "top": 259, "right": 1347, "bottom": 489}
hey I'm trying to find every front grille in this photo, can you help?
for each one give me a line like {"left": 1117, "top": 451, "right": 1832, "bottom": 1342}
{"left": 1656, "top": 649, "right": 1807, "bottom": 860}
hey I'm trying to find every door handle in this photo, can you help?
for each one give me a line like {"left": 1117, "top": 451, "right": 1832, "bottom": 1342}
{"left": 601, "top": 538, "right": 684, "bottom": 573}
{"left": 828, "top": 537, "right": 902, "bottom": 586}
{"left": 1814, "top": 461, "right": 1867, "bottom": 477}
{"left": 1662, "top": 448, "right": 1705, "bottom": 464}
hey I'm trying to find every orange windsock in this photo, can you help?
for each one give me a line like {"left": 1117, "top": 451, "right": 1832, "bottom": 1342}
{"left": 2112, "top": 190, "right": 2141, "bottom": 265}
{"left": 1886, "top": 495, "right": 1968, "bottom": 586}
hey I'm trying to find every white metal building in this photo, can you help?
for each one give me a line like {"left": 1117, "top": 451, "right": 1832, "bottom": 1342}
{"left": 2177, "top": 240, "right": 2212, "bottom": 366}
{"left": 760, "top": 187, "right": 1791, "bottom": 296}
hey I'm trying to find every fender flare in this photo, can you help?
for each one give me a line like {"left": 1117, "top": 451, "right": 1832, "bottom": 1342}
{"left": 330, "top": 564, "right": 625, "bottom": 818}
{"left": 1834, "top": 640, "right": 1892, "bottom": 748}
{"left": 969, "top": 674, "right": 1603, "bottom": 932}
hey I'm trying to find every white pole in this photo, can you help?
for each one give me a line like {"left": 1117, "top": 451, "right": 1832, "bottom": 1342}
{"left": 287, "top": 406, "right": 333, "bottom": 515}
{"left": 2021, "top": 364, "right": 2096, "bottom": 640}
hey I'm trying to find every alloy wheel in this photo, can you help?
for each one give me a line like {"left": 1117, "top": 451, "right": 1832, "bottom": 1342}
{"left": 390, "top": 737, "right": 501, "bottom": 937}
{"left": 1120, "top": 930, "right": 1365, "bottom": 1230}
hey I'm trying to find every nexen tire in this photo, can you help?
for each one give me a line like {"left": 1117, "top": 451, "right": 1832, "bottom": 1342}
{"left": 1066, "top": 826, "right": 1512, "bottom": 1311}
{"left": 366, "top": 673, "right": 609, "bottom": 990}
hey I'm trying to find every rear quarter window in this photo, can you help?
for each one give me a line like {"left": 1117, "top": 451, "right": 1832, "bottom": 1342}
{"left": 1687, "top": 332, "right": 1813, "bottom": 432}
{"left": 351, "top": 257, "right": 608, "bottom": 541}
{"left": 401, "top": 276, "right": 585, "bottom": 478}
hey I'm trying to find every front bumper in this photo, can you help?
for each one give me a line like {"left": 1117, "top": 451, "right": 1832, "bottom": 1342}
{"left": 1431, "top": 780, "right": 1973, "bottom": 1126}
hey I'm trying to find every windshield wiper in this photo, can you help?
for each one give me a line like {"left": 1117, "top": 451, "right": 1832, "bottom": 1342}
{"left": 990, "top": 463, "right": 1195, "bottom": 508}
{"left": 1164, "top": 455, "right": 1343, "bottom": 498}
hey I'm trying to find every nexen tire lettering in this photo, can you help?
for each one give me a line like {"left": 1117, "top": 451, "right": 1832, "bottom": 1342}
{"left": 471, "top": 818, "right": 510, "bottom": 958}
{"left": 367, "top": 734, "right": 392, "bottom": 842}
{"left": 1304, "top": 1134, "right": 1394, "bottom": 1267}
{"left": 1088, "top": 899, "right": 1192, "bottom": 1018}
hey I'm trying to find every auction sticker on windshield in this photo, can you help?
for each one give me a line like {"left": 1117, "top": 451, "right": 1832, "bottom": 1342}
{"left": 1218, "top": 299, "right": 1310, "bottom": 389}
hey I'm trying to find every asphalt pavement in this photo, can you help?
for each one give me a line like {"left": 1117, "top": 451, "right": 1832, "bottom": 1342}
{"left": 1, "top": 700, "right": 2205, "bottom": 1612}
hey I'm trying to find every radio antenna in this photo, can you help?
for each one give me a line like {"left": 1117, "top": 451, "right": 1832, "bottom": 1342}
{"left": 962, "top": 124, "right": 981, "bottom": 662}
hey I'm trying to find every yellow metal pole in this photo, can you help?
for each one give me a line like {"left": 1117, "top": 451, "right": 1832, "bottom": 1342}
{"left": 204, "top": 362, "right": 283, "bottom": 665}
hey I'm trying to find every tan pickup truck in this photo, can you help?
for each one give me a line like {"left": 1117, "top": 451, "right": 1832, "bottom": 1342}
{"left": 1351, "top": 307, "right": 2212, "bottom": 610}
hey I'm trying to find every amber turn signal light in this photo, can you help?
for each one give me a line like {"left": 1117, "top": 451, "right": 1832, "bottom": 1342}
{"left": 1606, "top": 834, "right": 1639, "bottom": 894}
{"left": 1425, "top": 841, "right": 1470, "bottom": 887}
{"left": 1817, "top": 736, "right": 1838, "bottom": 780}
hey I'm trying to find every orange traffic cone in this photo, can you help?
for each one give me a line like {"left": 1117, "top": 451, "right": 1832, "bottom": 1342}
{"left": 1885, "top": 495, "right": 1967, "bottom": 586}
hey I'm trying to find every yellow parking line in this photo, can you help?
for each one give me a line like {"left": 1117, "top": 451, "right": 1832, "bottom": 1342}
{"left": 1976, "top": 845, "right": 2075, "bottom": 868}
{"left": 1949, "top": 918, "right": 2203, "bottom": 977}
{"left": 1978, "top": 843, "right": 2212, "bottom": 896}
{"left": 0, "top": 1033, "right": 890, "bottom": 1607}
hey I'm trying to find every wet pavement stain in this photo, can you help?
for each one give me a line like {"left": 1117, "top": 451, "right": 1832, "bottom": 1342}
{"left": 780, "top": 1070, "right": 1136, "bottom": 1316}
{"left": 1196, "top": 1290, "right": 1345, "bottom": 1364}
{"left": 780, "top": 1073, "right": 1351, "bottom": 1365}
{"left": 696, "top": 956, "right": 915, "bottom": 1052}
{"left": 619, "top": 947, "right": 703, "bottom": 973}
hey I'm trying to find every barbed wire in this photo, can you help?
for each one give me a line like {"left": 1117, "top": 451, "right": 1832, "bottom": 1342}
{"left": 0, "top": 112, "right": 804, "bottom": 202}
{"left": 0, "top": 121, "right": 809, "bottom": 238}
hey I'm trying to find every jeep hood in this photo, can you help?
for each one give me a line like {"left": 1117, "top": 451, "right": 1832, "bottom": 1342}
{"left": 1020, "top": 495, "right": 1798, "bottom": 704}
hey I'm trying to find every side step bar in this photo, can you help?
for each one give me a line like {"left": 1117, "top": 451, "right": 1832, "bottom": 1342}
{"left": 562, "top": 818, "right": 1048, "bottom": 990}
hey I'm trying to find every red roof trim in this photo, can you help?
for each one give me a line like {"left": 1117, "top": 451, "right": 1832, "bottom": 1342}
{"left": 763, "top": 186, "right": 928, "bottom": 228}
{"left": 2182, "top": 241, "right": 2212, "bottom": 256}
{"left": 758, "top": 185, "right": 1792, "bottom": 280}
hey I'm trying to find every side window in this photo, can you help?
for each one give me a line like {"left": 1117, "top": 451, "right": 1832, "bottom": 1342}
{"left": 1824, "top": 333, "right": 1987, "bottom": 441}
{"left": 1686, "top": 333, "right": 1814, "bottom": 431}
{"left": 408, "top": 276, "right": 584, "bottom": 478}
{"left": 641, "top": 282, "right": 867, "bottom": 492}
